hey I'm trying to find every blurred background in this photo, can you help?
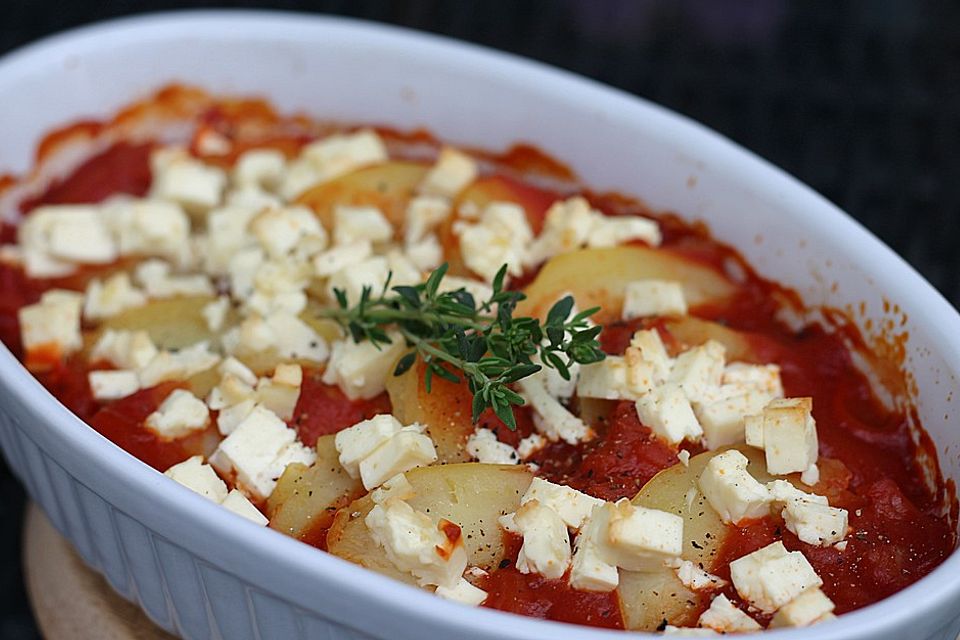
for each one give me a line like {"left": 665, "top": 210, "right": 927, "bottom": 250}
{"left": 1, "top": 0, "right": 958, "bottom": 636}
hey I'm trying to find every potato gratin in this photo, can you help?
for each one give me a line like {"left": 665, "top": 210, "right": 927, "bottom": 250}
{"left": 0, "top": 87, "right": 952, "bottom": 634}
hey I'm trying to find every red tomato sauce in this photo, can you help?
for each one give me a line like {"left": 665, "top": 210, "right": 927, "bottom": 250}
{"left": 0, "top": 90, "right": 954, "bottom": 632}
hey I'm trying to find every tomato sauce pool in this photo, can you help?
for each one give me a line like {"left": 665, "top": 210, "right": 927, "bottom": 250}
{"left": 0, "top": 102, "right": 954, "bottom": 632}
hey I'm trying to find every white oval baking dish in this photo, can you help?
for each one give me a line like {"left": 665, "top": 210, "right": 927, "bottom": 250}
{"left": 0, "top": 11, "right": 957, "bottom": 640}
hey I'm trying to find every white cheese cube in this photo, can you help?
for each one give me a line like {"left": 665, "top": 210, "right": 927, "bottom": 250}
{"left": 88, "top": 370, "right": 141, "bottom": 401}
{"left": 312, "top": 240, "right": 373, "bottom": 278}
{"left": 466, "top": 428, "right": 520, "bottom": 465}
{"left": 434, "top": 577, "right": 488, "bottom": 606}
{"left": 697, "top": 594, "right": 762, "bottom": 633}
{"left": 150, "top": 148, "right": 226, "bottom": 214}
{"left": 456, "top": 201, "right": 532, "bottom": 282}
{"left": 781, "top": 498, "right": 848, "bottom": 547}
{"left": 569, "top": 529, "right": 620, "bottom": 592}
{"left": 19, "top": 205, "right": 117, "bottom": 266}
{"left": 252, "top": 205, "right": 327, "bottom": 259}
{"left": 513, "top": 500, "right": 571, "bottom": 580}
{"left": 770, "top": 587, "right": 836, "bottom": 627}
{"left": 326, "top": 256, "right": 390, "bottom": 305}
{"left": 365, "top": 497, "right": 467, "bottom": 589}
{"left": 697, "top": 450, "right": 771, "bottom": 524}
{"left": 216, "top": 398, "right": 256, "bottom": 435}
{"left": 84, "top": 273, "right": 148, "bottom": 320}
{"left": 744, "top": 413, "right": 764, "bottom": 448}
{"left": 756, "top": 397, "right": 819, "bottom": 475}
{"left": 201, "top": 296, "right": 231, "bottom": 332}
{"left": 669, "top": 340, "right": 725, "bottom": 403}
{"left": 163, "top": 456, "right": 228, "bottom": 503}
{"left": 209, "top": 404, "right": 300, "bottom": 500}
{"left": 405, "top": 195, "right": 451, "bottom": 245}
{"left": 675, "top": 560, "right": 727, "bottom": 591}
{"left": 370, "top": 473, "right": 417, "bottom": 504}
{"left": 520, "top": 477, "right": 603, "bottom": 530}
{"left": 322, "top": 333, "right": 406, "bottom": 400}
{"left": 576, "top": 357, "right": 640, "bottom": 400}
{"left": 21, "top": 247, "right": 73, "bottom": 278}
{"left": 18, "top": 289, "right": 84, "bottom": 360}
{"left": 662, "top": 626, "right": 718, "bottom": 636}
{"left": 694, "top": 390, "right": 775, "bottom": 450}
{"left": 723, "top": 362, "right": 784, "bottom": 397}
{"left": 359, "top": 428, "right": 437, "bottom": 490}
{"left": 519, "top": 377, "right": 591, "bottom": 444}
{"left": 233, "top": 148, "right": 286, "bottom": 190}
{"left": 134, "top": 259, "right": 215, "bottom": 298}
{"left": 226, "top": 184, "right": 283, "bottom": 210}
{"left": 405, "top": 233, "right": 444, "bottom": 271}
{"left": 202, "top": 204, "right": 261, "bottom": 276}
{"left": 601, "top": 499, "right": 684, "bottom": 572}
{"left": 206, "top": 372, "right": 256, "bottom": 411}
{"left": 256, "top": 363, "right": 303, "bottom": 421}
{"left": 587, "top": 214, "right": 662, "bottom": 248}
{"left": 628, "top": 328, "right": 672, "bottom": 382}
{"left": 729, "top": 541, "right": 823, "bottom": 613}
{"left": 801, "top": 463, "right": 820, "bottom": 486}
{"left": 766, "top": 479, "right": 828, "bottom": 506}
{"left": 105, "top": 199, "right": 192, "bottom": 264}
{"left": 635, "top": 383, "right": 703, "bottom": 445}
{"left": 220, "top": 489, "right": 269, "bottom": 526}
{"left": 145, "top": 389, "right": 211, "bottom": 439}
{"left": 524, "top": 196, "right": 596, "bottom": 266}
{"left": 90, "top": 329, "right": 158, "bottom": 370}
{"left": 419, "top": 147, "right": 478, "bottom": 198}
{"left": 299, "top": 129, "right": 388, "bottom": 186}
{"left": 333, "top": 205, "right": 394, "bottom": 246}
{"left": 622, "top": 280, "right": 687, "bottom": 319}
{"left": 384, "top": 248, "right": 423, "bottom": 287}
{"left": 517, "top": 434, "right": 546, "bottom": 460}
{"left": 335, "top": 414, "right": 405, "bottom": 478}
{"left": 138, "top": 341, "right": 221, "bottom": 388}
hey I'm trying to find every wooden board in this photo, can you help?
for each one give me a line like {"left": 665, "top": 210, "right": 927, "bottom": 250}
{"left": 23, "top": 502, "right": 173, "bottom": 640}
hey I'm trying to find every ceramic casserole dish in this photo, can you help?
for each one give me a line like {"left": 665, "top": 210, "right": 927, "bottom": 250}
{"left": 0, "top": 10, "right": 958, "bottom": 640}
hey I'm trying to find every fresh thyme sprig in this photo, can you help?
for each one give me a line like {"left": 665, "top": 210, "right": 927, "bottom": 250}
{"left": 320, "top": 263, "right": 606, "bottom": 429}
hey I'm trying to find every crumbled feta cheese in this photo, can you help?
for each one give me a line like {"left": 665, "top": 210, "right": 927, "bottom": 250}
{"left": 83, "top": 272, "right": 148, "bottom": 320}
{"left": 434, "top": 577, "right": 488, "bottom": 606}
{"left": 801, "top": 463, "right": 820, "bottom": 486}
{"left": 766, "top": 481, "right": 847, "bottom": 547}
{"left": 18, "top": 289, "right": 84, "bottom": 361}
{"left": 18, "top": 205, "right": 117, "bottom": 270}
{"left": 88, "top": 370, "right": 141, "bottom": 401}
{"left": 216, "top": 398, "right": 256, "bottom": 435}
{"left": 635, "top": 383, "right": 704, "bottom": 445}
{"left": 770, "top": 587, "right": 836, "bottom": 627}
{"left": 569, "top": 509, "right": 620, "bottom": 592}
{"left": 466, "top": 428, "right": 520, "bottom": 465}
{"left": 203, "top": 204, "right": 261, "bottom": 276}
{"left": 358, "top": 427, "right": 437, "bottom": 491}
{"left": 662, "top": 626, "right": 718, "bottom": 636}
{"left": 135, "top": 259, "right": 215, "bottom": 298}
{"left": 104, "top": 199, "right": 192, "bottom": 264}
{"left": 723, "top": 362, "right": 784, "bottom": 398}
{"left": 419, "top": 147, "right": 478, "bottom": 198}
{"left": 405, "top": 233, "right": 444, "bottom": 271}
{"left": 384, "top": 248, "right": 423, "bottom": 287}
{"left": 600, "top": 499, "right": 684, "bottom": 572}
{"left": 698, "top": 594, "right": 762, "bottom": 633}
{"left": 256, "top": 363, "right": 303, "bottom": 421}
{"left": 370, "top": 473, "right": 417, "bottom": 504}
{"left": 251, "top": 205, "right": 327, "bottom": 259}
{"left": 150, "top": 147, "right": 226, "bottom": 214}
{"left": 90, "top": 329, "right": 158, "bottom": 370}
{"left": 201, "top": 296, "right": 231, "bottom": 332}
{"left": 697, "top": 450, "right": 771, "bottom": 524}
{"left": 519, "top": 377, "right": 591, "bottom": 445}
{"left": 678, "top": 450, "right": 691, "bottom": 466}
{"left": 138, "top": 341, "right": 221, "bottom": 388}
{"left": 335, "top": 414, "right": 404, "bottom": 478}
{"left": 622, "top": 279, "right": 687, "bottom": 319}
{"left": 164, "top": 456, "right": 228, "bottom": 503}
{"left": 209, "top": 404, "right": 315, "bottom": 500}
{"left": 322, "top": 332, "right": 406, "bottom": 400}
{"left": 748, "top": 397, "right": 819, "bottom": 475}
{"left": 226, "top": 184, "right": 283, "bottom": 210}
{"left": 145, "top": 389, "right": 211, "bottom": 439}
{"left": 405, "top": 196, "right": 451, "bottom": 245}
{"left": 235, "top": 312, "right": 328, "bottom": 363}
{"left": 365, "top": 497, "right": 467, "bottom": 589}
{"left": 512, "top": 500, "right": 572, "bottom": 580}
{"left": 520, "top": 478, "right": 603, "bottom": 530}
{"left": 233, "top": 148, "right": 287, "bottom": 191}
{"left": 312, "top": 240, "right": 373, "bottom": 278}
{"left": 577, "top": 356, "right": 643, "bottom": 400}
{"left": 694, "top": 389, "right": 775, "bottom": 450}
{"left": 675, "top": 560, "right": 727, "bottom": 591}
{"left": 220, "top": 489, "right": 269, "bottom": 526}
{"left": 333, "top": 205, "right": 394, "bottom": 246}
{"left": 586, "top": 214, "right": 662, "bottom": 248}
{"left": 326, "top": 255, "right": 390, "bottom": 305}
{"left": 517, "top": 433, "right": 547, "bottom": 460}
{"left": 456, "top": 201, "right": 532, "bottom": 282}
{"left": 729, "top": 541, "right": 823, "bottom": 613}
{"left": 627, "top": 329, "right": 672, "bottom": 382}
{"left": 525, "top": 197, "right": 596, "bottom": 266}
{"left": 669, "top": 340, "right": 726, "bottom": 403}
{"left": 294, "top": 129, "right": 388, "bottom": 192}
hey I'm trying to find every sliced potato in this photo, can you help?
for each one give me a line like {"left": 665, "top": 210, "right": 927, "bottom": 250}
{"left": 327, "top": 463, "right": 533, "bottom": 583}
{"left": 618, "top": 446, "right": 773, "bottom": 631}
{"left": 385, "top": 360, "right": 474, "bottom": 463}
{"left": 295, "top": 161, "right": 428, "bottom": 233}
{"left": 517, "top": 246, "right": 735, "bottom": 323}
{"left": 267, "top": 435, "right": 363, "bottom": 544}
{"left": 663, "top": 316, "right": 759, "bottom": 363}
{"left": 95, "top": 295, "right": 225, "bottom": 351}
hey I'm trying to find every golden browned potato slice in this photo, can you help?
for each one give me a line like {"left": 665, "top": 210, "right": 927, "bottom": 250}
{"left": 95, "top": 295, "right": 225, "bottom": 351}
{"left": 663, "top": 316, "right": 760, "bottom": 363}
{"left": 295, "top": 161, "right": 428, "bottom": 233}
{"left": 517, "top": 246, "right": 735, "bottom": 323}
{"left": 267, "top": 435, "right": 363, "bottom": 543}
{"left": 327, "top": 463, "right": 533, "bottom": 584}
{"left": 385, "top": 360, "right": 474, "bottom": 463}
{"left": 618, "top": 446, "right": 773, "bottom": 631}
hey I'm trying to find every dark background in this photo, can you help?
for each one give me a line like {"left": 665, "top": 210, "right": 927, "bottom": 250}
{"left": 2, "top": 1, "right": 959, "bottom": 637}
